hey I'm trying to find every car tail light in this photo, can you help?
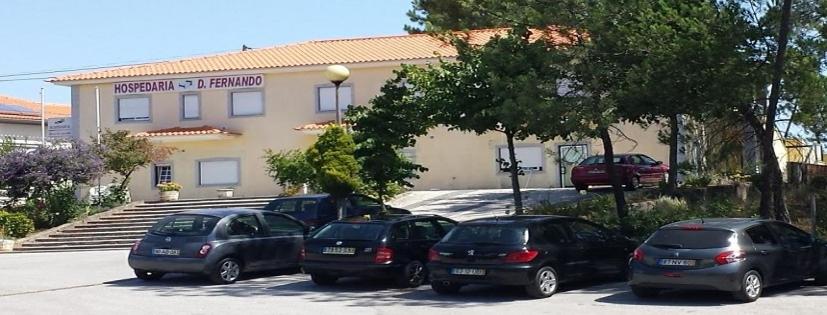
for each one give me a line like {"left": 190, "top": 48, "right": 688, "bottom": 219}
{"left": 131, "top": 240, "right": 141, "bottom": 254}
{"left": 374, "top": 246, "right": 394, "bottom": 264}
{"left": 428, "top": 248, "right": 440, "bottom": 262}
{"left": 504, "top": 249, "right": 539, "bottom": 263}
{"left": 714, "top": 250, "right": 746, "bottom": 265}
{"left": 300, "top": 246, "right": 306, "bottom": 261}
{"left": 632, "top": 247, "right": 645, "bottom": 262}
{"left": 196, "top": 243, "right": 212, "bottom": 258}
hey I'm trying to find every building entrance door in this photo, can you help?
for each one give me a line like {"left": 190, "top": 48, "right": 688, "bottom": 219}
{"left": 558, "top": 144, "right": 589, "bottom": 187}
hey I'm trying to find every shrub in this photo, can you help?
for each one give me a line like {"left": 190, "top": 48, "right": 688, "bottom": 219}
{"left": 683, "top": 174, "right": 713, "bottom": 187}
{"left": 156, "top": 182, "right": 182, "bottom": 192}
{"left": 0, "top": 211, "right": 35, "bottom": 239}
{"left": 16, "top": 185, "right": 89, "bottom": 229}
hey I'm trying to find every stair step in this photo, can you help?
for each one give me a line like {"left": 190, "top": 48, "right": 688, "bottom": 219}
{"left": 140, "top": 196, "right": 277, "bottom": 206}
{"left": 132, "top": 203, "right": 268, "bottom": 211}
{"left": 15, "top": 244, "right": 131, "bottom": 252}
{"left": 114, "top": 210, "right": 184, "bottom": 216}
{"left": 50, "top": 231, "right": 146, "bottom": 238}
{"left": 74, "top": 222, "right": 154, "bottom": 229}
{"left": 66, "top": 226, "right": 151, "bottom": 233}
{"left": 22, "top": 239, "right": 137, "bottom": 247}
{"left": 37, "top": 235, "right": 142, "bottom": 242}
{"left": 89, "top": 218, "right": 161, "bottom": 224}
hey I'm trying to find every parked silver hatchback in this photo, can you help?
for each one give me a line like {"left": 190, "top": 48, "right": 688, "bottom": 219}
{"left": 128, "top": 208, "right": 307, "bottom": 284}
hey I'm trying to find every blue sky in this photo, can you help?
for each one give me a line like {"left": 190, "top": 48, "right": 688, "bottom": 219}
{"left": 0, "top": 0, "right": 412, "bottom": 104}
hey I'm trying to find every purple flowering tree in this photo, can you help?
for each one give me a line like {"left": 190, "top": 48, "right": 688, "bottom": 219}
{"left": 0, "top": 141, "right": 104, "bottom": 204}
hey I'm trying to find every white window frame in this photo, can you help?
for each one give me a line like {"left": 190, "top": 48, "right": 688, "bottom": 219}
{"left": 181, "top": 93, "right": 201, "bottom": 120}
{"left": 229, "top": 89, "right": 264, "bottom": 117}
{"left": 316, "top": 84, "right": 353, "bottom": 113}
{"left": 152, "top": 163, "right": 173, "bottom": 188}
{"left": 197, "top": 158, "right": 241, "bottom": 186}
{"left": 115, "top": 95, "right": 151, "bottom": 122}
{"left": 496, "top": 145, "right": 545, "bottom": 172}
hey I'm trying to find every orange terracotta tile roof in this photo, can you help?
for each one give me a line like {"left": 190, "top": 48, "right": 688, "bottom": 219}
{"left": 51, "top": 29, "right": 567, "bottom": 83}
{"left": 293, "top": 121, "right": 352, "bottom": 131}
{"left": 0, "top": 95, "right": 70, "bottom": 122}
{"left": 133, "top": 125, "right": 240, "bottom": 137}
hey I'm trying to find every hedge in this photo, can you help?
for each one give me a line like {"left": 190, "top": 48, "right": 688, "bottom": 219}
{"left": 0, "top": 211, "right": 35, "bottom": 239}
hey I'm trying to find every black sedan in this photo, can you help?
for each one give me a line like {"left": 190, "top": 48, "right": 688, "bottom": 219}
{"left": 302, "top": 215, "right": 457, "bottom": 287}
{"left": 128, "top": 208, "right": 307, "bottom": 284}
{"left": 428, "top": 215, "right": 635, "bottom": 298}
{"left": 629, "top": 218, "right": 827, "bottom": 302}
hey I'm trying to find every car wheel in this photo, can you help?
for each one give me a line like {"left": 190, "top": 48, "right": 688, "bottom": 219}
{"left": 134, "top": 269, "right": 165, "bottom": 281}
{"left": 626, "top": 176, "right": 640, "bottom": 191}
{"left": 733, "top": 270, "right": 762, "bottom": 302}
{"left": 209, "top": 257, "right": 242, "bottom": 285}
{"left": 310, "top": 273, "right": 338, "bottom": 285}
{"left": 396, "top": 260, "right": 427, "bottom": 288}
{"left": 575, "top": 184, "right": 588, "bottom": 193}
{"left": 525, "top": 266, "right": 559, "bottom": 299}
{"left": 814, "top": 268, "right": 827, "bottom": 286}
{"left": 431, "top": 281, "right": 462, "bottom": 295}
{"left": 630, "top": 285, "right": 660, "bottom": 298}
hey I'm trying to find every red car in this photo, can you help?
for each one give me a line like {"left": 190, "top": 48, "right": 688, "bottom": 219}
{"left": 570, "top": 154, "right": 668, "bottom": 192}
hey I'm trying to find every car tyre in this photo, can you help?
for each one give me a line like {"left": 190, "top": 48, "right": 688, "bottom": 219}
{"left": 396, "top": 260, "right": 427, "bottom": 288}
{"left": 525, "top": 266, "right": 559, "bottom": 299}
{"left": 574, "top": 184, "right": 588, "bottom": 193}
{"left": 310, "top": 273, "right": 338, "bottom": 286}
{"left": 630, "top": 285, "right": 660, "bottom": 298}
{"left": 626, "top": 176, "right": 640, "bottom": 191}
{"left": 209, "top": 257, "right": 242, "bottom": 285}
{"left": 134, "top": 269, "right": 165, "bottom": 281}
{"left": 733, "top": 270, "right": 762, "bottom": 303}
{"left": 815, "top": 268, "right": 827, "bottom": 286}
{"left": 431, "top": 281, "right": 462, "bottom": 295}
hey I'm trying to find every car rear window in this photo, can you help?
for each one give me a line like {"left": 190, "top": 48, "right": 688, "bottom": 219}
{"left": 646, "top": 228, "right": 734, "bottom": 249}
{"left": 151, "top": 215, "right": 220, "bottom": 236}
{"left": 265, "top": 199, "right": 318, "bottom": 214}
{"left": 580, "top": 156, "right": 622, "bottom": 165}
{"left": 442, "top": 225, "right": 528, "bottom": 245}
{"left": 312, "top": 223, "right": 386, "bottom": 241}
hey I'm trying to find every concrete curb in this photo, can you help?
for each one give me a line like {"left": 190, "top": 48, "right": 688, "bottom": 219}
{"left": 13, "top": 201, "right": 142, "bottom": 249}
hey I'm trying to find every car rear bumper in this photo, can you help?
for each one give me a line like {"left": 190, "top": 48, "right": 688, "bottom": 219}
{"left": 128, "top": 254, "right": 209, "bottom": 274}
{"left": 628, "top": 261, "right": 745, "bottom": 292}
{"left": 301, "top": 261, "right": 401, "bottom": 278}
{"left": 428, "top": 262, "right": 535, "bottom": 286}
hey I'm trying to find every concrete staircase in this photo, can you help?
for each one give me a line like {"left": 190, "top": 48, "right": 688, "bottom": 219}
{"left": 14, "top": 196, "right": 277, "bottom": 252}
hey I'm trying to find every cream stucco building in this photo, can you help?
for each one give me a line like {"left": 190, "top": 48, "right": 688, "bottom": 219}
{"left": 51, "top": 30, "right": 668, "bottom": 201}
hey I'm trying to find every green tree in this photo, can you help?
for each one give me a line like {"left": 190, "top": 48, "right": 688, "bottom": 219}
{"left": 306, "top": 126, "right": 361, "bottom": 219}
{"left": 263, "top": 149, "right": 317, "bottom": 195}
{"left": 98, "top": 130, "right": 175, "bottom": 201}
{"left": 348, "top": 67, "right": 434, "bottom": 211}
{"left": 414, "top": 28, "right": 567, "bottom": 214}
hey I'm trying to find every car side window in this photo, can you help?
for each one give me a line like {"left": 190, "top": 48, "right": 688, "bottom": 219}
{"left": 435, "top": 219, "right": 456, "bottom": 235}
{"left": 745, "top": 224, "right": 777, "bottom": 245}
{"left": 769, "top": 222, "right": 812, "bottom": 248}
{"left": 568, "top": 221, "right": 608, "bottom": 242}
{"left": 266, "top": 199, "right": 298, "bottom": 213}
{"left": 297, "top": 199, "right": 318, "bottom": 213}
{"left": 390, "top": 222, "right": 411, "bottom": 241}
{"left": 350, "top": 195, "right": 381, "bottom": 208}
{"left": 261, "top": 214, "right": 304, "bottom": 236}
{"left": 630, "top": 155, "right": 644, "bottom": 165}
{"left": 226, "top": 215, "right": 262, "bottom": 237}
{"left": 639, "top": 155, "right": 657, "bottom": 165}
{"left": 410, "top": 220, "right": 442, "bottom": 241}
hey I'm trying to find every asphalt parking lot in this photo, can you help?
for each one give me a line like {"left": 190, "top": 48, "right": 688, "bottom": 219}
{"left": 1, "top": 250, "right": 826, "bottom": 315}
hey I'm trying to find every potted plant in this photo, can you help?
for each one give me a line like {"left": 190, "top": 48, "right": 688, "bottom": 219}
{"left": 216, "top": 186, "right": 235, "bottom": 199}
{"left": 157, "top": 182, "right": 182, "bottom": 201}
{"left": 0, "top": 227, "right": 14, "bottom": 252}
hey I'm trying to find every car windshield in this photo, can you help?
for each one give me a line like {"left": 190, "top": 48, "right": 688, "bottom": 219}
{"left": 312, "top": 223, "right": 386, "bottom": 241}
{"left": 580, "top": 156, "right": 622, "bottom": 165}
{"left": 647, "top": 229, "right": 734, "bottom": 249}
{"left": 150, "top": 215, "right": 220, "bottom": 236}
{"left": 442, "top": 225, "right": 528, "bottom": 245}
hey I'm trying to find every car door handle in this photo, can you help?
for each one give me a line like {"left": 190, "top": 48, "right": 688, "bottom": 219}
{"left": 759, "top": 250, "right": 769, "bottom": 255}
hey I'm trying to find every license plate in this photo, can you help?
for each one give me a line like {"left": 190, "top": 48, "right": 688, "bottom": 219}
{"left": 322, "top": 247, "right": 356, "bottom": 255}
{"left": 153, "top": 248, "right": 180, "bottom": 256}
{"left": 451, "top": 268, "right": 486, "bottom": 276}
{"left": 658, "top": 259, "right": 696, "bottom": 266}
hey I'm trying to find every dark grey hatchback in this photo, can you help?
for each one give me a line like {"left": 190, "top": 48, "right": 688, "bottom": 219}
{"left": 128, "top": 208, "right": 307, "bottom": 284}
{"left": 629, "top": 218, "right": 827, "bottom": 302}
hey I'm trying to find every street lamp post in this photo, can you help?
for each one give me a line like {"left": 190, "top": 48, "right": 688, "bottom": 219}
{"left": 324, "top": 65, "right": 350, "bottom": 125}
